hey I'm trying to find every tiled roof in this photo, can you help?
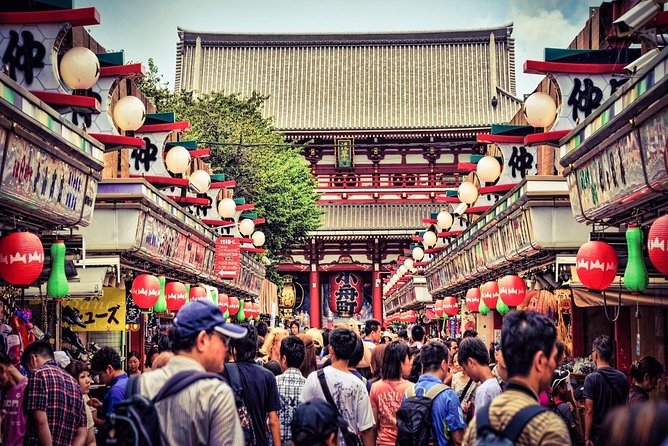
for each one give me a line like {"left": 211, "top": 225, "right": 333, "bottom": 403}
{"left": 175, "top": 27, "right": 520, "bottom": 131}
{"left": 318, "top": 203, "right": 442, "bottom": 231}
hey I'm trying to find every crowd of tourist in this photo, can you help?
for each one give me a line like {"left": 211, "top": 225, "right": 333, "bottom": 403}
{"left": 0, "top": 299, "right": 666, "bottom": 446}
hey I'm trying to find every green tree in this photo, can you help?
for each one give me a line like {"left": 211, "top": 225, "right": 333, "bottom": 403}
{"left": 137, "top": 60, "right": 322, "bottom": 284}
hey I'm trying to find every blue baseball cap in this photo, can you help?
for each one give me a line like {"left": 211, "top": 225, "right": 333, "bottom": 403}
{"left": 173, "top": 300, "right": 247, "bottom": 339}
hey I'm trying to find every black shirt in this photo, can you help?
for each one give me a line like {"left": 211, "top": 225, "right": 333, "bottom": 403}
{"left": 583, "top": 367, "right": 629, "bottom": 441}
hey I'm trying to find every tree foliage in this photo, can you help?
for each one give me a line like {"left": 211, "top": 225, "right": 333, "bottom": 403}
{"left": 137, "top": 59, "right": 322, "bottom": 284}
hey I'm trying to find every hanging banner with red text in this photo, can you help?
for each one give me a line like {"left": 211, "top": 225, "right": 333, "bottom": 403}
{"left": 215, "top": 237, "right": 241, "bottom": 278}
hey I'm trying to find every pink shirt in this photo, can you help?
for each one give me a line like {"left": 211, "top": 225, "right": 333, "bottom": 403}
{"left": 1, "top": 380, "right": 27, "bottom": 446}
{"left": 370, "top": 379, "right": 412, "bottom": 445}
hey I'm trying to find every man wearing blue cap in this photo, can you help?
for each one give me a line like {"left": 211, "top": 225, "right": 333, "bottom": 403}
{"left": 138, "top": 299, "right": 247, "bottom": 445}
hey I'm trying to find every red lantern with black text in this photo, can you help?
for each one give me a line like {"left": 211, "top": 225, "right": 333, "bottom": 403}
{"left": 465, "top": 288, "right": 481, "bottom": 312}
{"left": 165, "top": 281, "right": 187, "bottom": 311}
{"left": 434, "top": 299, "right": 444, "bottom": 319}
{"left": 0, "top": 232, "right": 44, "bottom": 286}
{"left": 498, "top": 275, "right": 526, "bottom": 307}
{"left": 481, "top": 281, "right": 499, "bottom": 309}
{"left": 131, "top": 274, "right": 161, "bottom": 309}
{"left": 648, "top": 215, "right": 668, "bottom": 275}
{"left": 576, "top": 241, "right": 618, "bottom": 290}
{"left": 189, "top": 286, "right": 207, "bottom": 301}
{"left": 443, "top": 296, "right": 459, "bottom": 317}
{"left": 329, "top": 272, "right": 363, "bottom": 317}
{"left": 228, "top": 296, "right": 240, "bottom": 316}
{"left": 218, "top": 293, "right": 229, "bottom": 314}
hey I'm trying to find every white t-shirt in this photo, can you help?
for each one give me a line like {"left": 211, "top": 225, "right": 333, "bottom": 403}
{"left": 300, "top": 366, "right": 375, "bottom": 441}
{"left": 474, "top": 377, "right": 503, "bottom": 411}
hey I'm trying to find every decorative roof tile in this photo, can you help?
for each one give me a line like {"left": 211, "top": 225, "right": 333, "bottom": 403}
{"left": 318, "top": 203, "right": 442, "bottom": 231}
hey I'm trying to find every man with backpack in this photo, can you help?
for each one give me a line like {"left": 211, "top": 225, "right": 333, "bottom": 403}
{"left": 397, "top": 341, "right": 466, "bottom": 446}
{"left": 135, "top": 300, "right": 246, "bottom": 445}
{"left": 462, "top": 310, "right": 571, "bottom": 446}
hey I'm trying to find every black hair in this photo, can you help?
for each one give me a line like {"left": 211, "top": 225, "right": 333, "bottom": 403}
{"left": 167, "top": 327, "right": 197, "bottom": 354}
{"left": 408, "top": 348, "right": 422, "bottom": 383}
{"left": 411, "top": 325, "right": 425, "bottom": 343}
{"left": 20, "top": 341, "right": 54, "bottom": 368}
{"left": 348, "top": 335, "right": 364, "bottom": 368}
{"left": 420, "top": 341, "right": 449, "bottom": 373}
{"left": 127, "top": 351, "right": 141, "bottom": 361}
{"left": 157, "top": 334, "right": 171, "bottom": 353}
{"left": 65, "top": 360, "right": 89, "bottom": 380}
{"left": 489, "top": 342, "right": 499, "bottom": 364}
{"left": 91, "top": 346, "right": 122, "bottom": 372}
{"left": 322, "top": 329, "right": 330, "bottom": 348}
{"left": 502, "top": 310, "right": 557, "bottom": 378}
{"left": 592, "top": 334, "right": 614, "bottom": 363}
{"left": 381, "top": 341, "right": 409, "bottom": 380}
{"left": 328, "top": 328, "right": 357, "bottom": 362}
{"left": 364, "top": 319, "right": 381, "bottom": 336}
{"left": 230, "top": 323, "right": 257, "bottom": 363}
{"left": 458, "top": 337, "right": 490, "bottom": 366}
{"left": 630, "top": 356, "right": 664, "bottom": 382}
{"left": 290, "top": 321, "right": 300, "bottom": 330}
{"left": 463, "top": 329, "right": 478, "bottom": 338}
{"left": 264, "top": 360, "right": 283, "bottom": 376}
{"left": 0, "top": 351, "right": 11, "bottom": 365}
{"left": 256, "top": 321, "right": 269, "bottom": 338}
{"left": 398, "top": 329, "right": 409, "bottom": 340}
{"left": 445, "top": 338, "right": 458, "bottom": 350}
{"left": 281, "top": 335, "right": 306, "bottom": 369}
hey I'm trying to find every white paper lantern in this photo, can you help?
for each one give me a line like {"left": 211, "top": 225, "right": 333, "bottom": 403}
{"left": 239, "top": 218, "right": 255, "bottom": 236}
{"left": 524, "top": 92, "right": 557, "bottom": 128}
{"left": 423, "top": 231, "right": 437, "bottom": 247}
{"left": 188, "top": 170, "right": 211, "bottom": 194}
{"left": 217, "top": 198, "right": 237, "bottom": 219}
{"left": 476, "top": 156, "right": 502, "bottom": 183}
{"left": 165, "top": 146, "right": 191, "bottom": 174}
{"left": 437, "top": 211, "right": 454, "bottom": 230}
{"left": 399, "top": 265, "right": 408, "bottom": 274}
{"left": 112, "top": 96, "right": 146, "bottom": 131}
{"left": 412, "top": 246, "right": 425, "bottom": 261}
{"left": 404, "top": 258, "right": 414, "bottom": 270}
{"left": 59, "top": 47, "right": 100, "bottom": 90}
{"left": 458, "top": 182, "right": 479, "bottom": 205}
{"left": 251, "top": 231, "right": 266, "bottom": 247}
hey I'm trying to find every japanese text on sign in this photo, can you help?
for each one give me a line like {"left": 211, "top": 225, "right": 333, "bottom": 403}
{"left": 64, "top": 287, "right": 127, "bottom": 332}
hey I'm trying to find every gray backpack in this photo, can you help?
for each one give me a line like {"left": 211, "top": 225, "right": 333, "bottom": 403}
{"left": 475, "top": 404, "right": 548, "bottom": 445}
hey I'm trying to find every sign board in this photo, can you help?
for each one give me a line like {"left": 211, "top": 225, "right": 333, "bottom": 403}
{"left": 65, "top": 287, "right": 126, "bottom": 332}
{"left": 216, "top": 237, "right": 241, "bottom": 278}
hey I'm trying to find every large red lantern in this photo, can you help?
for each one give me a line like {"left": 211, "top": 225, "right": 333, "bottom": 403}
{"left": 434, "top": 299, "right": 444, "bottom": 319}
{"left": 576, "top": 241, "right": 618, "bottom": 290}
{"left": 481, "top": 281, "right": 499, "bottom": 309}
{"left": 252, "top": 302, "right": 261, "bottom": 319}
{"left": 0, "top": 232, "right": 44, "bottom": 286}
{"left": 648, "top": 215, "right": 668, "bottom": 275}
{"left": 498, "top": 275, "right": 527, "bottom": 307}
{"left": 443, "top": 296, "right": 459, "bottom": 317}
{"left": 218, "top": 293, "right": 229, "bottom": 314}
{"left": 228, "top": 296, "right": 240, "bottom": 316}
{"left": 189, "top": 286, "right": 207, "bottom": 301}
{"left": 165, "top": 281, "right": 187, "bottom": 311}
{"left": 329, "top": 272, "right": 363, "bottom": 317}
{"left": 131, "top": 274, "right": 161, "bottom": 309}
{"left": 465, "top": 288, "right": 481, "bottom": 312}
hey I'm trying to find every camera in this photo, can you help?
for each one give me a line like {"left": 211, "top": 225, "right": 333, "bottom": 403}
{"left": 613, "top": 0, "right": 662, "bottom": 37}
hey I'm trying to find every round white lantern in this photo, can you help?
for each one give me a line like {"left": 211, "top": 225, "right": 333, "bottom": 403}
{"left": 165, "top": 146, "right": 191, "bottom": 174}
{"left": 437, "top": 211, "right": 454, "bottom": 230}
{"left": 251, "top": 231, "right": 266, "bottom": 247}
{"left": 404, "top": 258, "right": 414, "bottom": 270}
{"left": 458, "top": 182, "right": 479, "bottom": 205}
{"left": 476, "top": 156, "right": 502, "bottom": 183}
{"left": 239, "top": 218, "right": 255, "bottom": 236}
{"left": 423, "top": 231, "right": 437, "bottom": 247}
{"left": 188, "top": 170, "right": 211, "bottom": 194}
{"left": 59, "top": 47, "right": 100, "bottom": 90}
{"left": 399, "top": 265, "right": 408, "bottom": 274}
{"left": 112, "top": 96, "right": 146, "bottom": 131}
{"left": 217, "top": 198, "right": 237, "bottom": 219}
{"left": 412, "top": 246, "right": 425, "bottom": 261}
{"left": 524, "top": 92, "right": 557, "bottom": 128}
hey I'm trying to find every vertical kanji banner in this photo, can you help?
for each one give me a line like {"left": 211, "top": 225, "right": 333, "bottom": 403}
{"left": 215, "top": 237, "right": 241, "bottom": 278}
{"left": 64, "top": 287, "right": 127, "bottom": 331}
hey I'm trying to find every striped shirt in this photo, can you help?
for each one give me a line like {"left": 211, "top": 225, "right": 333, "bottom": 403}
{"left": 139, "top": 356, "right": 244, "bottom": 446}
{"left": 462, "top": 381, "right": 571, "bottom": 446}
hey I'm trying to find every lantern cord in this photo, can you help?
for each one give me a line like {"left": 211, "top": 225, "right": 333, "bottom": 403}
{"left": 602, "top": 284, "right": 621, "bottom": 323}
{"left": 634, "top": 126, "right": 668, "bottom": 196}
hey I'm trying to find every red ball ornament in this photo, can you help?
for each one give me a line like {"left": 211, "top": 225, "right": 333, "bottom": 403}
{"left": 481, "top": 281, "right": 499, "bottom": 309}
{"left": 498, "top": 275, "right": 527, "bottom": 307}
{"left": 465, "top": 288, "right": 481, "bottom": 312}
{"left": 443, "top": 296, "right": 459, "bottom": 317}
{"left": 648, "top": 215, "right": 668, "bottom": 275}
{"left": 218, "top": 293, "right": 229, "bottom": 314}
{"left": 165, "top": 282, "right": 187, "bottom": 312}
{"left": 131, "top": 274, "right": 161, "bottom": 309}
{"left": 0, "top": 232, "right": 44, "bottom": 286}
{"left": 576, "top": 241, "right": 618, "bottom": 290}
{"left": 434, "top": 299, "right": 444, "bottom": 319}
{"left": 189, "top": 286, "right": 207, "bottom": 301}
{"left": 228, "top": 296, "right": 240, "bottom": 316}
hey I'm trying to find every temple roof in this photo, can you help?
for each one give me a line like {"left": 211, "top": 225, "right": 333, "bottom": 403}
{"left": 175, "top": 26, "right": 520, "bottom": 132}
{"left": 315, "top": 203, "right": 442, "bottom": 233}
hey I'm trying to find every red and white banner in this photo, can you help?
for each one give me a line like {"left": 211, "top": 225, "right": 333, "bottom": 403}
{"left": 215, "top": 237, "right": 241, "bottom": 278}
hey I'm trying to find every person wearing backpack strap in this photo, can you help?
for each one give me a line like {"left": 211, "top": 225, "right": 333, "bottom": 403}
{"left": 462, "top": 311, "right": 571, "bottom": 446}
{"left": 137, "top": 300, "right": 247, "bottom": 445}
{"left": 397, "top": 341, "right": 466, "bottom": 446}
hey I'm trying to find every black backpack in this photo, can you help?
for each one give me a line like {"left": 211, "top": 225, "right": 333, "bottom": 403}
{"left": 395, "top": 383, "right": 448, "bottom": 446}
{"left": 475, "top": 403, "right": 549, "bottom": 446}
{"left": 224, "top": 362, "right": 256, "bottom": 445}
{"left": 100, "top": 371, "right": 224, "bottom": 446}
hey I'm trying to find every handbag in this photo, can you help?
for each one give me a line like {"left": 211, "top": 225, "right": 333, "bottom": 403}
{"left": 317, "top": 369, "right": 363, "bottom": 446}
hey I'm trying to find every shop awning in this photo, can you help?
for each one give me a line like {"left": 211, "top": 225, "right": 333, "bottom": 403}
{"left": 572, "top": 287, "right": 668, "bottom": 308}
{"left": 386, "top": 276, "right": 432, "bottom": 313}
{"left": 24, "top": 266, "right": 109, "bottom": 299}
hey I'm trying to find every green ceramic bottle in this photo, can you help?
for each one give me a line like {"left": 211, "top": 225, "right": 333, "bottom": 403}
{"left": 153, "top": 276, "right": 167, "bottom": 312}
{"left": 624, "top": 225, "right": 648, "bottom": 293}
{"left": 47, "top": 240, "right": 68, "bottom": 299}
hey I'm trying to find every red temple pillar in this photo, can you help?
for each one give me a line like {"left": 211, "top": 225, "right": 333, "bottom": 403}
{"left": 372, "top": 267, "right": 383, "bottom": 322}
{"left": 309, "top": 266, "right": 321, "bottom": 329}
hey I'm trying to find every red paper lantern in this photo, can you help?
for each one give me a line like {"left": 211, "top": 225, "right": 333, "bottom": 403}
{"left": 648, "top": 215, "right": 668, "bottom": 275}
{"left": 0, "top": 232, "right": 44, "bottom": 286}
{"left": 443, "top": 296, "right": 459, "bottom": 317}
{"left": 465, "top": 288, "right": 481, "bottom": 312}
{"left": 165, "top": 282, "right": 187, "bottom": 311}
{"left": 228, "top": 296, "right": 240, "bottom": 316}
{"left": 481, "top": 281, "right": 499, "bottom": 309}
{"left": 218, "top": 293, "right": 229, "bottom": 314}
{"left": 498, "top": 275, "right": 527, "bottom": 307}
{"left": 189, "top": 286, "right": 207, "bottom": 301}
{"left": 406, "top": 310, "right": 418, "bottom": 323}
{"left": 329, "top": 272, "right": 363, "bottom": 317}
{"left": 576, "top": 241, "right": 618, "bottom": 290}
{"left": 131, "top": 274, "right": 161, "bottom": 309}
{"left": 252, "top": 302, "right": 261, "bottom": 319}
{"left": 434, "top": 299, "right": 444, "bottom": 319}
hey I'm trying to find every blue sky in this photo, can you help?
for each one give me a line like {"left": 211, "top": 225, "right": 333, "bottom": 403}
{"left": 78, "top": 0, "right": 596, "bottom": 96}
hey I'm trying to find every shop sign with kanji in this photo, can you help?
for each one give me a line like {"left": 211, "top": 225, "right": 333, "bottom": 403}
{"left": 215, "top": 237, "right": 241, "bottom": 278}
{"left": 64, "top": 287, "right": 126, "bottom": 331}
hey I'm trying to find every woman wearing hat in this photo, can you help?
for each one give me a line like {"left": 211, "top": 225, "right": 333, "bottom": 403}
{"left": 550, "top": 370, "right": 583, "bottom": 444}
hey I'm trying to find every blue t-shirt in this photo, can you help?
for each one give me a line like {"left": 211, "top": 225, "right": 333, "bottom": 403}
{"left": 413, "top": 374, "right": 466, "bottom": 446}
{"left": 103, "top": 373, "right": 128, "bottom": 416}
